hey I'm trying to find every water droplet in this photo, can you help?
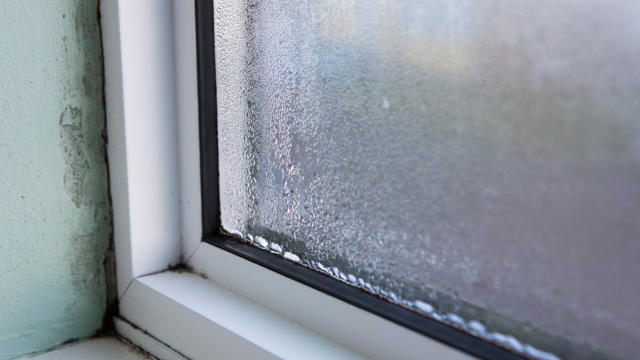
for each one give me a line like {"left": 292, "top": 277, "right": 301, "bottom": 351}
{"left": 524, "top": 345, "right": 561, "bottom": 360}
{"left": 254, "top": 236, "right": 269, "bottom": 248}
{"left": 491, "top": 333, "right": 524, "bottom": 353}
{"left": 283, "top": 251, "right": 300, "bottom": 262}
{"left": 414, "top": 300, "right": 434, "bottom": 314}
{"left": 381, "top": 95, "right": 390, "bottom": 109}
{"left": 228, "top": 229, "right": 244, "bottom": 238}
{"left": 331, "top": 267, "right": 340, "bottom": 277}
{"left": 269, "top": 242, "right": 283, "bottom": 253}
{"left": 446, "top": 313, "right": 466, "bottom": 327}
{"left": 468, "top": 320, "right": 486, "bottom": 334}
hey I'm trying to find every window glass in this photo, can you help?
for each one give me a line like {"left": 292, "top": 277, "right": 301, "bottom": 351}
{"left": 216, "top": 1, "right": 640, "bottom": 358}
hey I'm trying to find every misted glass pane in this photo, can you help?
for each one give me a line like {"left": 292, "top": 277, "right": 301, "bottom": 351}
{"left": 216, "top": 1, "right": 640, "bottom": 358}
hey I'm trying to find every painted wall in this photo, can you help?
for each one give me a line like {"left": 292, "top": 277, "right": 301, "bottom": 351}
{"left": 0, "top": 1, "right": 112, "bottom": 359}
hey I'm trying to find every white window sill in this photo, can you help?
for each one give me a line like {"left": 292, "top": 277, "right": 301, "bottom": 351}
{"left": 23, "top": 338, "right": 151, "bottom": 360}
{"left": 116, "top": 241, "right": 472, "bottom": 360}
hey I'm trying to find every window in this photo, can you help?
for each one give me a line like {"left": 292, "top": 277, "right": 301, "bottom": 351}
{"left": 103, "top": 1, "right": 640, "bottom": 359}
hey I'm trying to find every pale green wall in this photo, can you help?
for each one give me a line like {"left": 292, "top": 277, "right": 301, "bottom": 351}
{"left": 0, "top": 1, "right": 112, "bottom": 359}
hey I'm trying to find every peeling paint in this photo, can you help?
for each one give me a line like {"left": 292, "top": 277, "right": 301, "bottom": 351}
{"left": 59, "top": 105, "right": 89, "bottom": 208}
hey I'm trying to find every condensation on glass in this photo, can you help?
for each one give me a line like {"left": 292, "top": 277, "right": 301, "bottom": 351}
{"left": 215, "top": 1, "right": 640, "bottom": 358}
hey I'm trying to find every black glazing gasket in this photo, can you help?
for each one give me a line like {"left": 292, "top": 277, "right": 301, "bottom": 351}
{"left": 195, "top": 1, "right": 524, "bottom": 359}
{"left": 196, "top": 0, "right": 220, "bottom": 239}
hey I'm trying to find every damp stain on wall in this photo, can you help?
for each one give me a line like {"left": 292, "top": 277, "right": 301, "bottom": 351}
{"left": 0, "top": 1, "right": 114, "bottom": 359}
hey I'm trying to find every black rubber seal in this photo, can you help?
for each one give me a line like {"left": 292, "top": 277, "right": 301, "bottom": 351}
{"left": 196, "top": 0, "right": 220, "bottom": 239}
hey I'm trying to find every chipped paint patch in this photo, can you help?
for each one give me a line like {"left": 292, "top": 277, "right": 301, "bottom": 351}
{"left": 59, "top": 105, "right": 89, "bottom": 207}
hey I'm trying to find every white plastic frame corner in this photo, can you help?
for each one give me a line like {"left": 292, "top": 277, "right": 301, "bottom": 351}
{"left": 101, "top": 0, "right": 201, "bottom": 299}
{"left": 100, "top": 1, "right": 474, "bottom": 359}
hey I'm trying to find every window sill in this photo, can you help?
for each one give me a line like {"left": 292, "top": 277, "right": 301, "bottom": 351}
{"left": 23, "top": 337, "right": 151, "bottom": 360}
{"left": 117, "top": 240, "right": 473, "bottom": 360}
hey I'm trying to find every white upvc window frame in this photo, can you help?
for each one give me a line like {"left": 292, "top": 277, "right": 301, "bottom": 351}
{"left": 100, "top": 1, "right": 476, "bottom": 359}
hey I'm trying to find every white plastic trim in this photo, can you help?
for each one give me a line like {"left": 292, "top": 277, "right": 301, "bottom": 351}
{"left": 101, "top": 0, "right": 182, "bottom": 298}
{"left": 114, "top": 317, "right": 188, "bottom": 360}
{"left": 172, "top": 0, "right": 203, "bottom": 260}
{"left": 188, "top": 242, "right": 473, "bottom": 360}
{"left": 119, "top": 271, "right": 366, "bottom": 360}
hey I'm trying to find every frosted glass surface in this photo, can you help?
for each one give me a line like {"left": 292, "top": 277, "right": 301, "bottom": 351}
{"left": 215, "top": 1, "right": 640, "bottom": 358}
